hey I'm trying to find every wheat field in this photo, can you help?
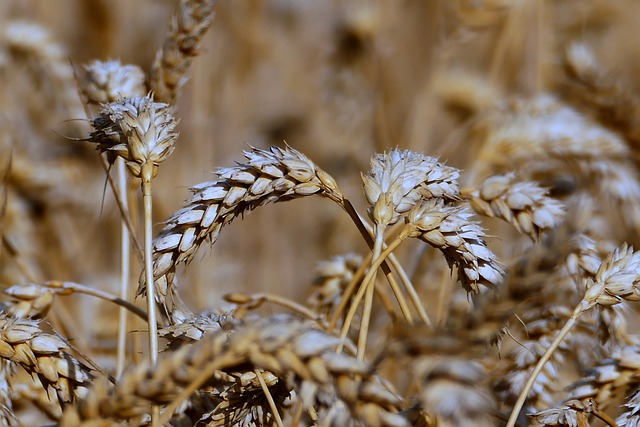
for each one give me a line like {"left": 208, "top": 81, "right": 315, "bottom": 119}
{"left": 2, "top": 0, "right": 640, "bottom": 426}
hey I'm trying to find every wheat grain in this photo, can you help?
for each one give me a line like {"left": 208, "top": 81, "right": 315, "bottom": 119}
{"left": 464, "top": 172, "right": 565, "bottom": 240}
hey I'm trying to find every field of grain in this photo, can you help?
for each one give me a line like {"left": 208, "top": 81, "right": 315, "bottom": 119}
{"left": 2, "top": 0, "right": 640, "bottom": 426}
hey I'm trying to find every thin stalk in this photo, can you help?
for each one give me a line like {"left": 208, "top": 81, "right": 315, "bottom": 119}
{"left": 342, "top": 200, "right": 427, "bottom": 325}
{"left": 255, "top": 368, "right": 284, "bottom": 427}
{"left": 338, "top": 226, "right": 413, "bottom": 353}
{"left": 357, "top": 228, "right": 385, "bottom": 360}
{"left": 329, "top": 251, "right": 373, "bottom": 331}
{"left": 116, "top": 158, "right": 130, "bottom": 379}
{"left": 44, "top": 281, "right": 148, "bottom": 321}
{"left": 142, "top": 172, "right": 159, "bottom": 427}
{"left": 99, "top": 155, "right": 143, "bottom": 262}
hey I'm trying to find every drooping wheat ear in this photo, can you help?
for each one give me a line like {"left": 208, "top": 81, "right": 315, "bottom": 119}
{"left": 308, "top": 253, "right": 363, "bottom": 315}
{"left": 618, "top": 387, "right": 640, "bottom": 426}
{"left": 464, "top": 173, "right": 565, "bottom": 240}
{"left": 413, "top": 357, "right": 497, "bottom": 427}
{"left": 81, "top": 60, "right": 146, "bottom": 104}
{"left": 89, "top": 95, "right": 179, "bottom": 176}
{"left": 362, "top": 149, "right": 460, "bottom": 227}
{"left": 140, "top": 145, "right": 343, "bottom": 322}
{"left": 149, "top": 0, "right": 217, "bottom": 103}
{"left": 406, "top": 199, "right": 504, "bottom": 293}
{"left": 60, "top": 315, "right": 408, "bottom": 427}
{"left": 158, "top": 310, "right": 233, "bottom": 349}
{"left": 0, "top": 312, "right": 94, "bottom": 405}
{"left": 564, "top": 42, "right": 640, "bottom": 151}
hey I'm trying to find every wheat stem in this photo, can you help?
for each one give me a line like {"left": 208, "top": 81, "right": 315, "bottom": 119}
{"left": 43, "top": 281, "right": 147, "bottom": 321}
{"left": 338, "top": 226, "right": 413, "bottom": 353}
{"left": 116, "top": 158, "right": 130, "bottom": 379}
{"left": 357, "top": 227, "right": 385, "bottom": 360}
{"left": 142, "top": 174, "right": 159, "bottom": 427}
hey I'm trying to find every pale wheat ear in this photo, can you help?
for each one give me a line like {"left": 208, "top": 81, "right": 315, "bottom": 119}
{"left": 141, "top": 145, "right": 344, "bottom": 324}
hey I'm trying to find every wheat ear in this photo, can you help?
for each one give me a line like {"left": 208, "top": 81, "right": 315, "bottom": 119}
{"left": 81, "top": 59, "right": 146, "bottom": 379}
{"left": 89, "top": 95, "right": 179, "bottom": 426}
{"left": 507, "top": 243, "right": 640, "bottom": 427}
{"left": 149, "top": 0, "right": 217, "bottom": 103}
{"left": 140, "top": 145, "right": 343, "bottom": 323}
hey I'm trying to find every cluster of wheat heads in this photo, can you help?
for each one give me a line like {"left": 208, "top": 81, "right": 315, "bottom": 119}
{"left": 6, "top": 0, "right": 640, "bottom": 426}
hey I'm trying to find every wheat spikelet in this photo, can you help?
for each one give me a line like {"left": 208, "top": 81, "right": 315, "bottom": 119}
{"left": 0, "top": 312, "right": 94, "bottom": 405}
{"left": 149, "top": 0, "right": 216, "bottom": 103}
{"left": 0, "top": 21, "right": 86, "bottom": 131}
{"left": 406, "top": 199, "right": 504, "bottom": 293}
{"left": 60, "top": 314, "right": 407, "bottom": 426}
{"left": 89, "top": 95, "right": 179, "bottom": 177}
{"left": 464, "top": 173, "right": 565, "bottom": 240}
{"left": 140, "top": 145, "right": 343, "bottom": 321}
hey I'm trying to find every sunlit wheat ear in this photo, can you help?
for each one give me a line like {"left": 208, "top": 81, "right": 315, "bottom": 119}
{"left": 141, "top": 145, "right": 343, "bottom": 322}
{"left": 150, "top": 0, "right": 217, "bottom": 103}
{"left": 507, "top": 243, "right": 640, "bottom": 427}
{"left": 464, "top": 173, "right": 565, "bottom": 240}
{"left": 362, "top": 149, "right": 460, "bottom": 228}
{"left": 0, "top": 313, "right": 94, "bottom": 405}
{"left": 60, "top": 315, "right": 408, "bottom": 427}
{"left": 89, "top": 95, "right": 178, "bottom": 175}
{"left": 407, "top": 199, "right": 504, "bottom": 293}
{"left": 81, "top": 60, "right": 146, "bottom": 104}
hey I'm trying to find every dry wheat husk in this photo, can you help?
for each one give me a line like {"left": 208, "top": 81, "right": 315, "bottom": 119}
{"left": 60, "top": 314, "right": 407, "bottom": 426}
{"left": 81, "top": 60, "right": 146, "bottom": 104}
